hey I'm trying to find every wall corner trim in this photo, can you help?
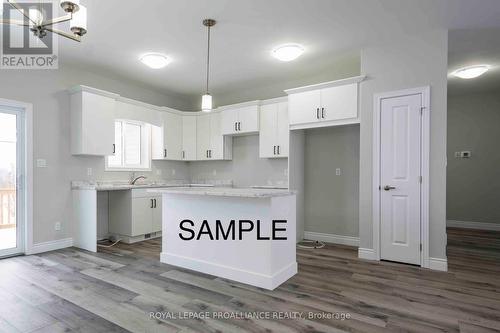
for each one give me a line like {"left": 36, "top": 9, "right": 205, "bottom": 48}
{"left": 428, "top": 257, "right": 448, "bottom": 272}
{"left": 304, "top": 231, "right": 359, "bottom": 247}
{"left": 358, "top": 248, "right": 377, "bottom": 260}
{"left": 26, "top": 238, "right": 73, "bottom": 255}
{"left": 447, "top": 220, "right": 500, "bottom": 231}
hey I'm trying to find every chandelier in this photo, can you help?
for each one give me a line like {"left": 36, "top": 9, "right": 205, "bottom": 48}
{"left": 0, "top": 0, "right": 87, "bottom": 42}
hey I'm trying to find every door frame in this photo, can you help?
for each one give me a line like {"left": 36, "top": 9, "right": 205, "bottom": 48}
{"left": 0, "top": 98, "right": 33, "bottom": 257}
{"left": 372, "top": 86, "right": 430, "bottom": 268}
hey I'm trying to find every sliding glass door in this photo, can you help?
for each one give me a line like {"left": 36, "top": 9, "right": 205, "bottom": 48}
{"left": 0, "top": 106, "right": 24, "bottom": 257}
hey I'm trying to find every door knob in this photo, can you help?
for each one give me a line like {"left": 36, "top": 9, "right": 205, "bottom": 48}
{"left": 383, "top": 185, "right": 396, "bottom": 191}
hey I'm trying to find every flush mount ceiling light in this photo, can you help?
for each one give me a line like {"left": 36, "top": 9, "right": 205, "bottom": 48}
{"left": 201, "top": 18, "right": 216, "bottom": 112}
{"left": 272, "top": 43, "right": 304, "bottom": 62}
{"left": 0, "top": 0, "right": 87, "bottom": 42}
{"left": 140, "top": 53, "right": 171, "bottom": 69}
{"left": 452, "top": 65, "right": 490, "bottom": 79}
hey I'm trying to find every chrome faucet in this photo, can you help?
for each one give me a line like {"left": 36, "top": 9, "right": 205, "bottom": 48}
{"left": 130, "top": 175, "right": 147, "bottom": 185}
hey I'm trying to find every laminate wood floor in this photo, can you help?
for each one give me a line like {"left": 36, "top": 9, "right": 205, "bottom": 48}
{"left": 1, "top": 228, "right": 500, "bottom": 332}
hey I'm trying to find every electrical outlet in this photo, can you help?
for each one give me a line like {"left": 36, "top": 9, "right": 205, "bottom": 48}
{"left": 336, "top": 168, "right": 341, "bottom": 176}
{"left": 87, "top": 168, "right": 92, "bottom": 176}
{"left": 54, "top": 222, "right": 61, "bottom": 231}
{"left": 36, "top": 159, "right": 47, "bottom": 168}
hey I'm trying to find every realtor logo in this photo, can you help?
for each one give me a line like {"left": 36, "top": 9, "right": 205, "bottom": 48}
{"left": 1, "top": 1, "right": 58, "bottom": 69}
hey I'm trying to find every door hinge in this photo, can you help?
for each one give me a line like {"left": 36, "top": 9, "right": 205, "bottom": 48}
{"left": 378, "top": 185, "right": 381, "bottom": 191}
{"left": 419, "top": 176, "right": 422, "bottom": 184}
{"left": 420, "top": 243, "right": 422, "bottom": 251}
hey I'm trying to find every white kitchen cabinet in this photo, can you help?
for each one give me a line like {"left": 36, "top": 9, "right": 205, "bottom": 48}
{"left": 69, "top": 86, "right": 117, "bottom": 156}
{"left": 320, "top": 84, "right": 358, "bottom": 121}
{"left": 109, "top": 189, "right": 162, "bottom": 241}
{"left": 221, "top": 104, "right": 259, "bottom": 135}
{"left": 288, "top": 90, "right": 321, "bottom": 126}
{"left": 152, "top": 112, "right": 183, "bottom": 160}
{"left": 196, "top": 114, "right": 211, "bottom": 160}
{"left": 286, "top": 76, "right": 364, "bottom": 130}
{"left": 197, "top": 112, "right": 232, "bottom": 160}
{"left": 259, "top": 102, "right": 289, "bottom": 158}
{"left": 131, "top": 197, "right": 154, "bottom": 236}
{"left": 182, "top": 116, "right": 197, "bottom": 160}
{"left": 152, "top": 195, "right": 162, "bottom": 232}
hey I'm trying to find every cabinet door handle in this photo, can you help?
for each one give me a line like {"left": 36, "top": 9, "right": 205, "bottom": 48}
{"left": 150, "top": 199, "right": 154, "bottom": 208}
{"left": 235, "top": 122, "right": 237, "bottom": 131}
{"left": 316, "top": 108, "right": 320, "bottom": 119}
{"left": 112, "top": 144, "right": 115, "bottom": 154}
{"left": 321, "top": 107, "right": 325, "bottom": 119}
{"left": 164, "top": 149, "right": 167, "bottom": 158}
{"left": 182, "top": 151, "right": 185, "bottom": 159}
{"left": 154, "top": 199, "right": 157, "bottom": 208}
{"left": 238, "top": 122, "right": 241, "bottom": 131}
{"left": 209, "top": 150, "right": 212, "bottom": 158}
{"left": 277, "top": 146, "right": 280, "bottom": 155}
{"left": 273, "top": 146, "right": 276, "bottom": 155}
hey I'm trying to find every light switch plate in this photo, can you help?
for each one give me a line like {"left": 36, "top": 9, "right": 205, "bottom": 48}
{"left": 336, "top": 168, "right": 341, "bottom": 176}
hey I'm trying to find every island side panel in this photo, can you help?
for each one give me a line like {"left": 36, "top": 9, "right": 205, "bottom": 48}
{"left": 270, "top": 194, "right": 297, "bottom": 287}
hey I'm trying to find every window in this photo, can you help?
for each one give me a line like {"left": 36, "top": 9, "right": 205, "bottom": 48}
{"left": 106, "top": 120, "right": 151, "bottom": 171}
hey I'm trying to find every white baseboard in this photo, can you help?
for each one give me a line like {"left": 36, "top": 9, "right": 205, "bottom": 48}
{"left": 161, "top": 252, "right": 297, "bottom": 290}
{"left": 27, "top": 238, "right": 73, "bottom": 255}
{"left": 304, "top": 231, "right": 359, "bottom": 247}
{"left": 358, "top": 247, "right": 377, "bottom": 260}
{"left": 447, "top": 220, "right": 500, "bottom": 231}
{"left": 428, "top": 257, "right": 448, "bottom": 271}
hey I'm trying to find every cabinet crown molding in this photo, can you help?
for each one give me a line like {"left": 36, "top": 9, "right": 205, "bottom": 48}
{"left": 68, "top": 85, "right": 120, "bottom": 99}
{"left": 284, "top": 75, "right": 366, "bottom": 95}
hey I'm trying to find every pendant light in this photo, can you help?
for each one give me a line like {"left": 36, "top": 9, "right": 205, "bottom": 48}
{"left": 201, "top": 19, "right": 216, "bottom": 112}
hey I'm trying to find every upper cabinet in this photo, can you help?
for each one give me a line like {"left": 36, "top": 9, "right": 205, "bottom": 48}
{"left": 182, "top": 116, "right": 197, "bottom": 161}
{"left": 197, "top": 112, "right": 232, "bottom": 161}
{"left": 152, "top": 111, "right": 183, "bottom": 161}
{"left": 69, "top": 86, "right": 117, "bottom": 156}
{"left": 259, "top": 101, "right": 289, "bottom": 158}
{"left": 220, "top": 103, "right": 259, "bottom": 135}
{"left": 286, "top": 75, "right": 365, "bottom": 130}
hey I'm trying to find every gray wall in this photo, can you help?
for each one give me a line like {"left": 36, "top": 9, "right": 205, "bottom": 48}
{"left": 447, "top": 91, "right": 500, "bottom": 224}
{"left": 188, "top": 135, "right": 288, "bottom": 188}
{"left": 304, "top": 125, "right": 360, "bottom": 237}
{"left": 359, "top": 29, "right": 448, "bottom": 259}
{"left": 0, "top": 66, "right": 192, "bottom": 244}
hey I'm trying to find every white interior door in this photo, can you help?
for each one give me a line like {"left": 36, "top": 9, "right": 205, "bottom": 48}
{"left": 0, "top": 106, "right": 25, "bottom": 258}
{"left": 380, "top": 93, "right": 422, "bottom": 265}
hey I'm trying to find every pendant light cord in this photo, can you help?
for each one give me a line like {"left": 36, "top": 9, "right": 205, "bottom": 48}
{"left": 206, "top": 24, "right": 211, "bottom": 94}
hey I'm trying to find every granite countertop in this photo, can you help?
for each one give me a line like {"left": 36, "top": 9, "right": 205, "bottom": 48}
{"left": 148, "top": 187, "right": 295, "bottom": 198}
{"left": 71, "top": 180, "right": 217, "bottom": 191}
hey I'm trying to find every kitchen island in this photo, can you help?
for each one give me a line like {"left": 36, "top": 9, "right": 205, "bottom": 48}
{"left": 149, "top": 187, "right": 297, "bottom": 290}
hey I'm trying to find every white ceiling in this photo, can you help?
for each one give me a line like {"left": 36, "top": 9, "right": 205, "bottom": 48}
{"left": 56, "top": 0, "right": 500, "bottom": 105}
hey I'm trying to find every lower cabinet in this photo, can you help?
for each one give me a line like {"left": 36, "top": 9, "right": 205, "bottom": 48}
{"left": 109, "top": 189, "right": 162, "bottom": 241}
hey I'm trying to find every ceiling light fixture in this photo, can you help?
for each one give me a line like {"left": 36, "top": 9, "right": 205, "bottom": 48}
{"left": 201, "top": 18, "right": 216, "bottom": 112}
{"left": 140, "top": 53, "right": 171, "bottom": 69}
{"left": 0, "top": 0, "right": 87, "bottom": 42}
{"left": 453, "top": 65, "right": 490, "bottom": 79}
{"left": 272, "top": 43, "right": 304, "bottom": 62}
